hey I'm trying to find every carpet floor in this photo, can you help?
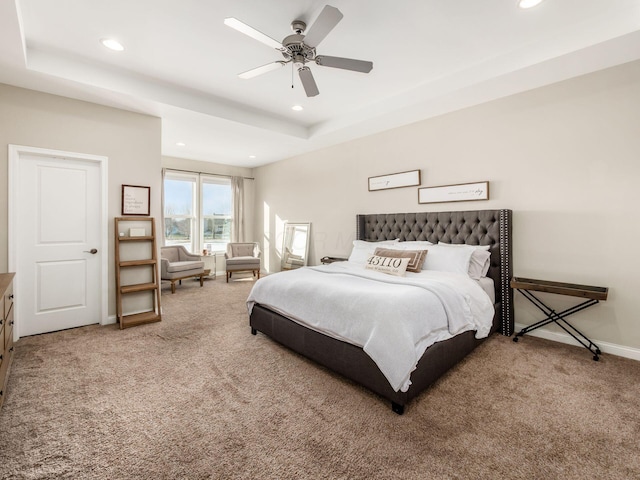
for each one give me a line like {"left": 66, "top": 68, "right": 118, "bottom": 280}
{"left": 1, "top": 275, "right": 639, "bottom": 479}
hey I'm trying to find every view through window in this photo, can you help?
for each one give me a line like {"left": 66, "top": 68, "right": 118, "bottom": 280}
{"left": 163, "top": 171, "right": 232, "bottom": 253}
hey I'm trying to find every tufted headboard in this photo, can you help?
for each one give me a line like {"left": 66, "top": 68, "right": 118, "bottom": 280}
{"left": 356, "top": 209, "right": 513, "bottom": 336}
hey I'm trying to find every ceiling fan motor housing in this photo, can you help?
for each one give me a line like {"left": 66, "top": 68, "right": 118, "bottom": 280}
{"left": 281, "top": 31, "right": 316, "bottom": 65}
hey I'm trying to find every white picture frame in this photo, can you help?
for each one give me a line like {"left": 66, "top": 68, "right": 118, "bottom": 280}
{"left": 418, "top": 181, "right": 490, "bottom": 204}
{"left": 368, "top": 170, "right": 421, "bottom": 192}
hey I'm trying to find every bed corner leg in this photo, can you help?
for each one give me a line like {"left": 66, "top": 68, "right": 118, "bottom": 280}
{"left": 251, "top": 327, "right": 257, "bottom": 335}
{"left": 391, "top": 402, "right": 405, "bottom": 415}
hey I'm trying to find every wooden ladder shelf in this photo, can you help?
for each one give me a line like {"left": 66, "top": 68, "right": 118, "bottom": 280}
{"left": 114, "top": 217, "right": 162, "bottom": 329}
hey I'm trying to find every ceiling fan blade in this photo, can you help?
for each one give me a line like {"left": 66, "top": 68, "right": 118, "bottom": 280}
{"left": 224, "top": 17, "right": 282, "bottom": 50}
{"left": 298, "top": 67, "right": 319, "bottom": 97}
{"left": 239, "top": 61, "right": 287, "bottom": 79}
{"left": 303, "top": 5, "right": 343, "bottom": 48}
{"left": 315, "top": 55, "right": 373, "bottom": 73}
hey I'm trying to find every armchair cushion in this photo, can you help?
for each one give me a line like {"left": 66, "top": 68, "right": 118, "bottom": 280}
{"left": 162, "top": 259, "right": 205, "bottom": 276}
{"left": 226, "top": 256, "right": 260, "bottom": 270}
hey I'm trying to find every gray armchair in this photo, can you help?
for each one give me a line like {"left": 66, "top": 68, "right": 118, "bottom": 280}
{"left": 225, "top": 242, "right": 261, "bottom": 283}
{"left": 160, "top": 245, "right": 205, "bottom": 293}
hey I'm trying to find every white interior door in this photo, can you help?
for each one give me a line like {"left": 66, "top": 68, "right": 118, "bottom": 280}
{"left": 11, "top": 148, "right": 106, "bottom": 337}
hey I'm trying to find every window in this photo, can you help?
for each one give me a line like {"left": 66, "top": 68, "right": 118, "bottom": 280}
{"left": 163, "top": 171, "right": 232, "bottom": 253}
{"left": 202, "top": 177, "right": 231, "bottom": 251}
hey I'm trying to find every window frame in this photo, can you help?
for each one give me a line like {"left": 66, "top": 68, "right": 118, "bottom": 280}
{"left": 199, "top": 175, "right": 232, "bottom": 253}
{"left": 163, "top": 170, "right": 232, "bottom": 254}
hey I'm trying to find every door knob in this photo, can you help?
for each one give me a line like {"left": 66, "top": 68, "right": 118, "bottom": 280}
{"left": 84, "top": 248, "right": 98, "bottom": 254}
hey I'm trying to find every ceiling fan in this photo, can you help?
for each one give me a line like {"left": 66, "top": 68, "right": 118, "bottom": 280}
{"left": 224, "top": 5, "right": 373, "bottom": 97}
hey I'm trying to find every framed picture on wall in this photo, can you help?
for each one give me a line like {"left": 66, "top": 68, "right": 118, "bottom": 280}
{"left": 368, "top": 169, "right": 421, "bottom": 192}
{"left": 121, "top": 184, "right": 150, "bottom": 216}
{"left": 418, "top": 181, "right": 489, "bottom": 204}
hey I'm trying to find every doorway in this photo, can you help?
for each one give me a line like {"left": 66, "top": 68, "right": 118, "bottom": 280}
{"left": 8, "top": 145, "right": 108, "bottom": 338}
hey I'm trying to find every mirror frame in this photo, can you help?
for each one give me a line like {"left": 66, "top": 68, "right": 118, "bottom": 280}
{"left": 281, "top": 222, "right": 311, "bottom": 270}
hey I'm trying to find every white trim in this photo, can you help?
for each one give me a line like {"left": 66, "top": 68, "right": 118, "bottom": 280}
{"left": 514, "top": 322, "right": 640, "bottom": 361}
{"left": 8, "top": 145, "right": 109, "bottom": 340}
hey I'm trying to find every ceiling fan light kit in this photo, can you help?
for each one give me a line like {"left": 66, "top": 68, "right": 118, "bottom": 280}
{"left": 100, "top": 38, "right": 124, "bottom": 51}
{"left": 224, "top": 5, "right": 373, "bottom": 97}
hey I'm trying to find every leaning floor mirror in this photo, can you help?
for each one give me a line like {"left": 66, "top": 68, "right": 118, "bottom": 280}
{"left": 281, "top": 222, "right": 311, "bottom": 270}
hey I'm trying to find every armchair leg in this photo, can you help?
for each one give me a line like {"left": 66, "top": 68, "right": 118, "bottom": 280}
{"left": 171, "top": 281, "right": 176, "bottom": 294}
{"left": 199, "top": 273, "right": 204, "bottom": 287}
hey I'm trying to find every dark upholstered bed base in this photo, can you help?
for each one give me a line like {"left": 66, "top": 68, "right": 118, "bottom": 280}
{"left": 250, "top": 304, "right": 499, "bottom": 414}
{"left": 249, "top": 209, "right": 513, "bottom": 414}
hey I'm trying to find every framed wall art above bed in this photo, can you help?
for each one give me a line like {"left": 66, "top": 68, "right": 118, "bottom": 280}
{"left": 368, "top": 169, "right": 421, "bottom": 192}
{"left": 418, "top": 181, "right": 489, "bottom": 204}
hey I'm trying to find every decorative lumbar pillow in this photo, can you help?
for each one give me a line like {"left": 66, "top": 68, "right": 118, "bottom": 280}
{"left": 373, "top": 247, "right": 428, "bottom": 273}
{"left": 365, "top": 255, "right": 410, "bottom": 276}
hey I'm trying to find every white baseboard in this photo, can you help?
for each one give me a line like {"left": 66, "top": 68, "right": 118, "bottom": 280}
{"left": 514, "top": 322, "right": 640, "bottom": 361}
{"left": 104, "top": 315, "right": 117, "bottom": 326}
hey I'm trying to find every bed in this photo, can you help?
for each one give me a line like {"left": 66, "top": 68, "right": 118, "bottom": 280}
{"left": 247, "top": 209, "right": 513, "bottom": 414}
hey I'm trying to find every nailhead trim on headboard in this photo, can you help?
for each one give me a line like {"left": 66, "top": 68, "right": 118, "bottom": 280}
{"left": 499, "top": 209, "right": 514, "bottom": 336}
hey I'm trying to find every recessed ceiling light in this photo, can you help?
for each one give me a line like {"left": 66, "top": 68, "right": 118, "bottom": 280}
{"left": 249, "top": 155, "right": 256, "bottom": 159}
{"left": 176, "top": 142, "right": 186, "bottom": 147}
{"left": 518, "top": 0, "right": 544, "bottom": 9}
{"left": 100, "top": 38, "right": 124, "bottom": 51}
{"left": 291, "top": 105, "right": 304, "bottom": 111}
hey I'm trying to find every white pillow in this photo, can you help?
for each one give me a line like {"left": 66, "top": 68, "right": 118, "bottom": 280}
{"left": 396, "top": 240, "right": 433, "bottom": 250}
{"left": 437, "top": 242, "right": 491, "bottom": 280}
{"left": 421, "top": 244, "right": 474, "bottom": 276}
{"left": 364, "top": 255, "right": 410, "bottom": 276}
{"left": 348, "top": 239, "right": 399, "bottom": 264}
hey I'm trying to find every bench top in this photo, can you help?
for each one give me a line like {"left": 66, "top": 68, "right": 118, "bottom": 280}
{"left": 511, "top": 277, "right": 608, "bottom": 301}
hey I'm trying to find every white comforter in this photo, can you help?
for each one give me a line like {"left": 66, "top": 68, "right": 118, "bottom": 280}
{"left": 246, "top": 262, "right": 494, "bottom": 392}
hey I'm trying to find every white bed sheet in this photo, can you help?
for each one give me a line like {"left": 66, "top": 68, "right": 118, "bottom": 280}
{"left": 478, "top": 276, "right": 495, "bottom": 304}
{"left": 246, "top": 261, "right": 494, "bottom": 393}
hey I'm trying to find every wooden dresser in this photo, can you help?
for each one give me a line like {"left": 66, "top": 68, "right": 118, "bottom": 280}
{"left": 0, "top": 273, "right": 15, "bottom": 409}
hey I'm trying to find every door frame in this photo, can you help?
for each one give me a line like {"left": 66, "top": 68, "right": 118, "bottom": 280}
{"left": 8, "top": 144, "right": 109, "bottom": 340}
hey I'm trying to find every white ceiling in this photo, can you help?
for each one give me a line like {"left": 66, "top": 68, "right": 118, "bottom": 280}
{"left": 1, "top": 0, "right": 640, "bottom": 167}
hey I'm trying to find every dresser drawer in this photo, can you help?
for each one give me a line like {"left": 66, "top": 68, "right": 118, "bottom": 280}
{"left": 4, "top": 305, "right": 13, "bottom": 351}
{"left": 4, "top": 280, "right": 13, "bottom": 319}
{"left": 0, "top": 343, "right": 11, "bottom": 407}
{"left": 0, "top": 322, "right": 4, "bottom": 369}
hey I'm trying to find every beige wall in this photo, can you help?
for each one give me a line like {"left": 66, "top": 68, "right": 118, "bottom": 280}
{"left": 0, "top": 83, "right": 162, "bottom": 319}
{"left": 253, "top": 60, "right": 640, "bottom": 351}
